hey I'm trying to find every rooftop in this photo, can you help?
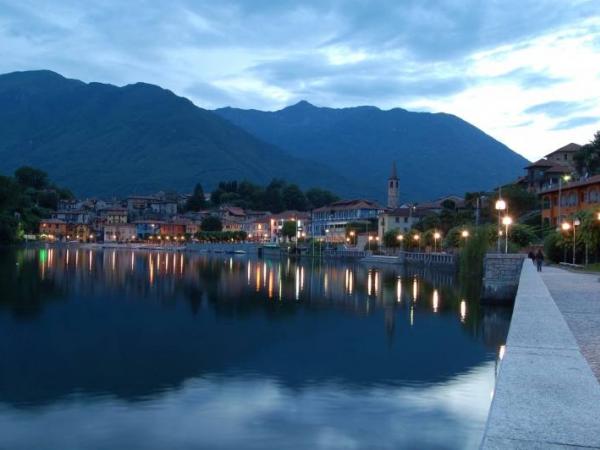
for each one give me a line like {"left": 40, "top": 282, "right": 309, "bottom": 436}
{"left": 313, "top": 199, "right": 382, "bottom": 212}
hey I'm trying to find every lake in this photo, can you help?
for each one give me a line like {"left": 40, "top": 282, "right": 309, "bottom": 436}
{"left": 0, "top": 247, "right": 511, "bottom": 450}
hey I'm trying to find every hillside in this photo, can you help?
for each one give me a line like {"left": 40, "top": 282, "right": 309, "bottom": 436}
{"left": 0, "top": 71, "right": 359, "bottom": 197}
{"left": 216, "top": 101, "right": 529, "bottom": 201}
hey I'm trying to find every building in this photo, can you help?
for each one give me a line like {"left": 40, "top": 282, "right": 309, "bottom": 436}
{"left": 523, "top": 143, "right": 581, "bottom": 192}
{"left": 52, "top": 209, "right": 93, "bottom": 224}
{"left": 134, "top": 220, "right": 163, "bottom": 239}
{"left": 416, "top": 195, "right": 466, "bottom": 214}
{"left": 269, "top": 211, "right": 310, "bottom": 241}
{"left": 540, "top": 174, "right": 600, "bottom": 227}
{"left": 159, "top": 222, "right": 187, "bottom": 237}
{"left": 39, "top": 219, "right": 67, "bottom": 238}
{"left": 242, "top": 217, "right": 271, "bottom": 241}
{"left": 544, "top": 143, "right": 581, "bottom": 169}
{"left": 378, "top": 207, "right": 428, "bottom": 241}
{"left": 387, "top": 161, "right": 399, "bottom": 209}
{"left": 104, "top": 224, "right": 137, "bottom": 242}
{"left": 67, "top": 224, "right": 93, "bottom": 242}
{"left": 311, "top": 199, "right": 383, "bottom": 241}
{"left": 101, "top": 207, "right": 128, "bottom": 224}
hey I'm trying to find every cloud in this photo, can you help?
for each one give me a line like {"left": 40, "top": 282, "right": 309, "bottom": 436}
{"left": 0, "top": 364, "right": 495, "bottom": 450}
{"left": 494, "top": 68, "right": 565, "bottom": 89}
{"left": 524, "top": 100, "right": 592, "bottom": 118}
{"left": 552, "top": 116, "right": 598, "bottom": 130}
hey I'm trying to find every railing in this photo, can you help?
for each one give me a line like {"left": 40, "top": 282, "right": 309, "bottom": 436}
{"left": 402, "top": 251, "right": 456, "bottom": 266}
{"left": 322, "top": 249, "right": 368, "bottom": 259}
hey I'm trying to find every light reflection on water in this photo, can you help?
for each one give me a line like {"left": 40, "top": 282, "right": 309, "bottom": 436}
{"left": 0, "top": 247, "right": 511, "bottom": 450}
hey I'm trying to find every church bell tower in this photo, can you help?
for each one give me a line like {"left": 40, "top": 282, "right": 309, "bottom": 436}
{"left": 387, "top": 161, "right": 399, "bottom": 209}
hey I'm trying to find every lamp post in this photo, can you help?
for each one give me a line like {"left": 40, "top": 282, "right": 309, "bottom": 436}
{"left": 573, "top": 218, "right": 580, "bottom": 264}
{"left": 502, "top": 216, "right": 512, "bottom": 254}
{"left": 397, "top": 234, "right": 404, "bottom": 251}
{"left": 495, "top": 198, "right": 506, "bottom": 252}
{"left": 461, "top": 229, "right": 469, "bottom": 246}
{"left": 368, "top": 235, "right": 374, "bottom": 251}
{"left": 561, "top": 219, "right": 580, "bottom": 264}
{"left": 433, "top": 231, "right": 441, "bottom": 253}
{"left": 413, "top": 234, "right": 420, "bottom": 252}
{"left": 557, "top": 174, "right": 571, "bottom": 227}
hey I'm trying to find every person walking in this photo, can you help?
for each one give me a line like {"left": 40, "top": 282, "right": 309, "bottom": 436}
{"left": 528, "top": 250, "right": 535, "bottom": 265}
{"left": 535, "top": 249, "right": 544, "bottom": 272}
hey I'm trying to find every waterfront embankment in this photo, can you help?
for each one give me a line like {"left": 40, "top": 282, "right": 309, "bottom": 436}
{"left": 481, "top": 262, "right": 600, "bottom": 449}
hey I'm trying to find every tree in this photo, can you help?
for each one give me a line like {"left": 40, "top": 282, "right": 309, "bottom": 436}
{"left": 263, "top": 179, "right": 285, "bottom": 213}
{"left": 508, "top": 224, "right": 537, "bottom": 248}
{"left": 281, "top": 221, "right": 297, "bottom": 241}
{"left": 201, "top": 216, "right": 222, "bottom": 232}
{"left": 0, "top": 213, "right": 18, "bottom": 243}
{"left": 493, "top": 184, "right": 538, "bottom": 219}
{"left": 282, "top": 184, "right": 308, "bottom": 211}
{"left": 306, "top": 188, "right": 338, "bottom": 209}
{"left": 383, "top": 229, "right": 402, "bottom": 247}
{"left": 186, "top": 183, "right": 207, "bottom": 211}
{"left": 14, "top": 166, "right": 49, "bottom": 190}
{"left": 574, "top": 130, "right": 600, "bottom": 176}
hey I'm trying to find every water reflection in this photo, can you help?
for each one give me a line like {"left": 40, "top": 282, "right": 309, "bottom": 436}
{"left": 0, "top": 248, "right": 512, "bottom": 450}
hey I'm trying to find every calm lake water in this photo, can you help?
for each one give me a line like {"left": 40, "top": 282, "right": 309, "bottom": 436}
{"left": 0, "top": 247, "right": 511, "bottom": 450}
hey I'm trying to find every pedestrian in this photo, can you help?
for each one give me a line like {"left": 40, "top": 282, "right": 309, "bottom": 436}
{"left": 528, "top": 250, "right": 535, "bottom": 265}
{"left": 535, "top": 249, "right": 544, "bottom": 272}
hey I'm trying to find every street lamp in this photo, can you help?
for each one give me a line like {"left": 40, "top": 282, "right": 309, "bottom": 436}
{"left": 461, "top": 229, "right": 469, "bottom": 240}
{"left": 557, "top": 174, "right": 571, "bottom": 226}
{"left": 433, "top": 231, "right": 441, "bottom": 253}
{"left": 413, "top": 234, "right": 420, "bottom": 251}
{"left": 495, "top": 198, "right": 506, "bottom": 252}
{"left": 502, "top": 216, "right": 512, "bottom": 254}
{"left": 572, "top": 218, "right": 580, "bottom": 264}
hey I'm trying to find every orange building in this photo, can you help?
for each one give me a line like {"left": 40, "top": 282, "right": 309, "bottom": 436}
{"left": 540, "top": 175, "right": 600, "bottom": 227}
{"left": 39, "top": 219, "right": 67, "bottom": 238}
{"left": 160, "top": 223, "right": 186, "bottom": 237}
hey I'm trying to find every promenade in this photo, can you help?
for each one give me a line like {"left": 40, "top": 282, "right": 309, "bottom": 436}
{"left": 481, "top": 263, "right": 600, "bottom": 449}
{"left": 541, "top": 266, "right": 600, "bottom": 381}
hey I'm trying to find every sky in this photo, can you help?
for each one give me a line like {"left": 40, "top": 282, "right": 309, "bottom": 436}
{"left": 0, "top": 0, "right": 599, "bottom": 161}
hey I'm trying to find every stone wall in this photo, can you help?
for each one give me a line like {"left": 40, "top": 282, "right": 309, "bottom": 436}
{"left": 481, "top": 253, "right": 526, "bottom": 303}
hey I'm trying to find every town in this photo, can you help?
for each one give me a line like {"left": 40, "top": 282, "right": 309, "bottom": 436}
{"left": 32, "top": 139, "right": 600, "bottom": 269}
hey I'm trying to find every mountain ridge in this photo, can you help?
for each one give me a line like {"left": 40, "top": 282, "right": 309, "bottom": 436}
{"left": 215, "top": 100, "right": 528, "bottom": 201}
{"left": 0, "top": 70, "right": 360, "bottom": 198}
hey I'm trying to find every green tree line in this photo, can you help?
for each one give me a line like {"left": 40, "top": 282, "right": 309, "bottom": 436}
{"left": 186, "top": 179, "right": 339, "bottom": 213}
{"left": 0, "top": 167, "right": 73, "bottom": 243}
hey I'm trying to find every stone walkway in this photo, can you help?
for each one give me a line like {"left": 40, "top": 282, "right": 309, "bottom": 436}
{"left": 540, "top": 264, "right": 600, "bottom": 381}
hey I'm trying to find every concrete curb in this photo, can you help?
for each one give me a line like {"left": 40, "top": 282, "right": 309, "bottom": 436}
{"left": 480, "top": 263, "right": 600, "bottom": 449}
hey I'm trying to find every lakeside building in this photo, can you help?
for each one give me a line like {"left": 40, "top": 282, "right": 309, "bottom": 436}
{"left": 39, "top": 219, "right": 67, "bottom": 238}
{"left": 311, "top": 199, "right": 383, "bottom": 242}
{"left": 539, "top": 174, "right": 600, "bottom": 227}
{"left": 133, "top": 220, "right": 163, "bottom": 239}
{"left": 378, "top": 207, "right": 428, "bottom": 241}
{"left": 269, "top": 211, "right": 310, "bottom": 241}
{"left": 104, "top": 224, "right": 137, "bottom": 242}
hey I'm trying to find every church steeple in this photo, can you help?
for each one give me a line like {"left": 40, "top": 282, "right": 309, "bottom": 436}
{"left": 387, "top": 161, "right": 399, "bottom": 209}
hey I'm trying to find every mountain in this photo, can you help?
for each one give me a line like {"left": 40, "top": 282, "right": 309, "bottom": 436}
{"left": 216, "top": 101, "right": 529, "bottom": 201}
{"left": 0, "top": 71, "right": 359, "bottom": 197}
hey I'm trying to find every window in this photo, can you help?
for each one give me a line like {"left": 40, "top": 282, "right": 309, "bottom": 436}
{"left": 542, "top": 196, "right": 550, "bottom": 209}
